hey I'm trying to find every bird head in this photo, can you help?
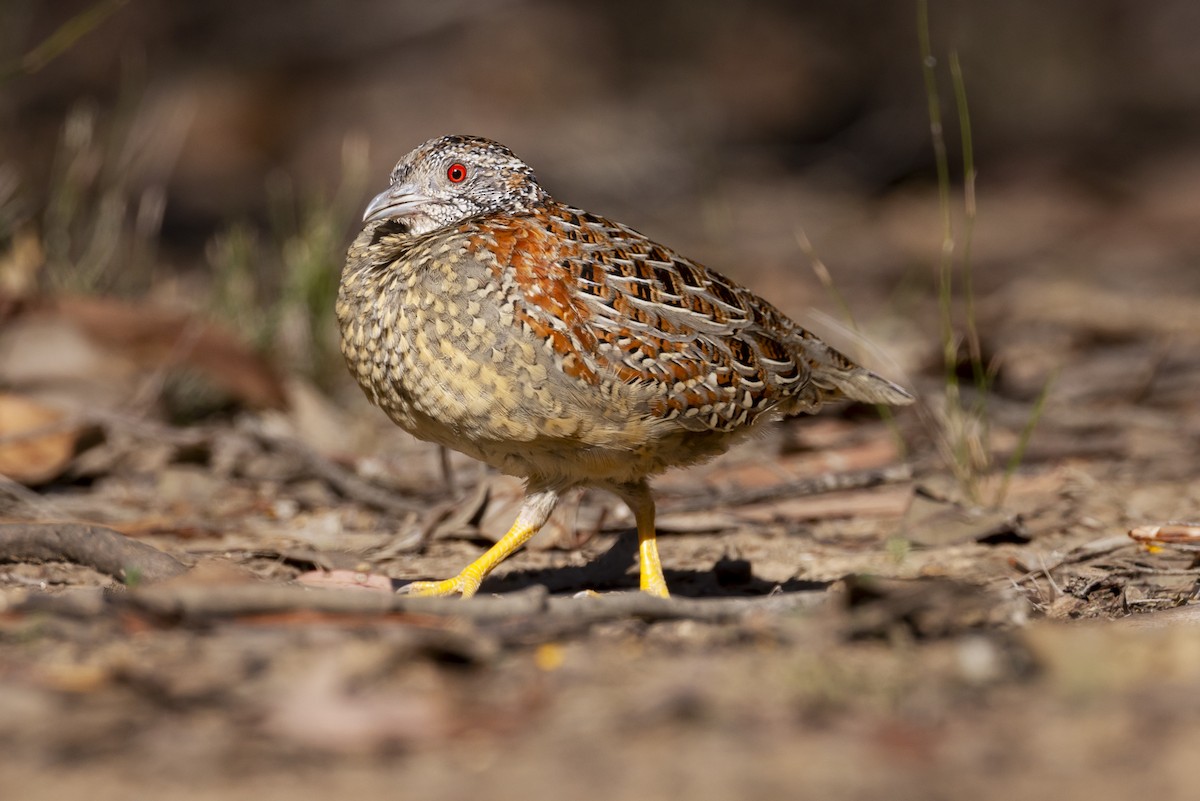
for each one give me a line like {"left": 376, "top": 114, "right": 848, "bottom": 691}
{"left": 362, "top": 135, "right": 547, "bottom": 235}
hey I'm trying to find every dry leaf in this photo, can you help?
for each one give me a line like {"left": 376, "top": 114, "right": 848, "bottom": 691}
{"left": 295, "top": 569, "right": 396, "bottom": 592}
{"left": 0, "top": 393, "right": 79, "bottom": 484}
{"left": 0, "top": 295, "right": 287, "bottom": 413}
{"left": 53, "top": 295, "right": 288, "bottom": 410}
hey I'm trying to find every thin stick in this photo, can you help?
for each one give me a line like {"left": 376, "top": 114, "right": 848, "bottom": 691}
{"left": 118, "top": 583, "right": 826, "bottom": 627}
{"left": 0, "top": 522, "right": 188, "bottom": 583}
{"left": 661, "top": 464, "right": 913, "bottom": 512}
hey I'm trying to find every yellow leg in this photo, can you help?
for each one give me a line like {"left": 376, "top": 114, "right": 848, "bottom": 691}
{"left": 638, "top": 526, "right": 669, "bottom": 598}
{"left": 617, "top": 481, "right": 670, "bottom": 598}
{"left": 403, "top": 489, "right": 558, "bottom": 598}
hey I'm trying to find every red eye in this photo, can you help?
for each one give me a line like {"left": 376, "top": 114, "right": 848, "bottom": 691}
{"left": 446, "top": 163, "right": 467, "bottom": 183}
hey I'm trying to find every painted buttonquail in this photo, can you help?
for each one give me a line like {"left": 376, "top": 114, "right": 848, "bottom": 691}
{"left": 338, "top": 135, "right": 913, "bottom": 598}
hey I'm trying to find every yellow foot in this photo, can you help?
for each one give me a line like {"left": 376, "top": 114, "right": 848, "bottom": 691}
{"left": 641, "top": 575, "right": 670, "bottom": 599}
{"left": 400, "top": 571, "right": 482, "bottom": 598}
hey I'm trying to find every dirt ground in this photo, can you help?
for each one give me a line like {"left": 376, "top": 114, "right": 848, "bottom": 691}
{"left": 4, "top": 4, "right": 1200, "bottom": 800}
{"left": 2, "top": 163, "right": 1200, "bottom": 801}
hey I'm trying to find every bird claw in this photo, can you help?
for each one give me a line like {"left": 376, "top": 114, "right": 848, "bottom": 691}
{"left": 399, "top": 573, "right": 482, "bottom": 598}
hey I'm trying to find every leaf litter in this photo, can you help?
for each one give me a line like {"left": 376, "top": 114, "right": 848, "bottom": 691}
{"left": 1, "top": 230, "right": 1200, "bottom": 801}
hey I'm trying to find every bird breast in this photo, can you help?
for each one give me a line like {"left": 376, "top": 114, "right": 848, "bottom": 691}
{"left": 337, "top": 221, "right": 672, "bottom": 479}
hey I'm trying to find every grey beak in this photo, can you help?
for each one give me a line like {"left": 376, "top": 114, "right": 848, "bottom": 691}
{"left": 362, "top": 186, "right": 434, "bottom": 223}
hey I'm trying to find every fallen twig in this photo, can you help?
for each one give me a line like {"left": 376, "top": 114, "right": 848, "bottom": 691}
{"left": 127, "top": 582, "right": 552, "bottom": 622}
{"left": 0, "top": 473, "right": 66, "bottom": 517}
{"left": 119, "top": 581, "right": 825, "bottom": 629}
{"left": 248, "top": 425, "right": 430, "bottom": 517}
{"left": 1129, "top": 522, "right": 1200, "bottom": 552}
{"left": 543, "top": 590, "right": 825, "bottom": 622}
{"left": 0, "top": 522, "right": 189, "bottom": 583}
{"left": 661, "top": 464, "right": 913, "bottom": 512}
{"left": 1119, "top": 603, "right": 1200, "bottom": 629}
{"left": 27, "top": 408, "right": 431, "bottom": 519}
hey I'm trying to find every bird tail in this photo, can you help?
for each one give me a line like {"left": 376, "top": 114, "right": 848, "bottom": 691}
{"left": 816, "top": 365, "right": 915, "bottom": 406}
{"left": 795, "top": 333, "right": 915, "bottom": 407}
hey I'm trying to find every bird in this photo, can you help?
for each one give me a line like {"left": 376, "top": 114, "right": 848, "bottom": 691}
{"left": 337, "top": 134, "right": 913, "bottom": 599}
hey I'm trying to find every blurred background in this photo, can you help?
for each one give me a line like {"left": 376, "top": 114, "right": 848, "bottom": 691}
{"left": 2, "top": 0, "right": 1200, "bottom": 413}
{"left": 5, "top": 9, "right": 1200, "bottom": 794}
